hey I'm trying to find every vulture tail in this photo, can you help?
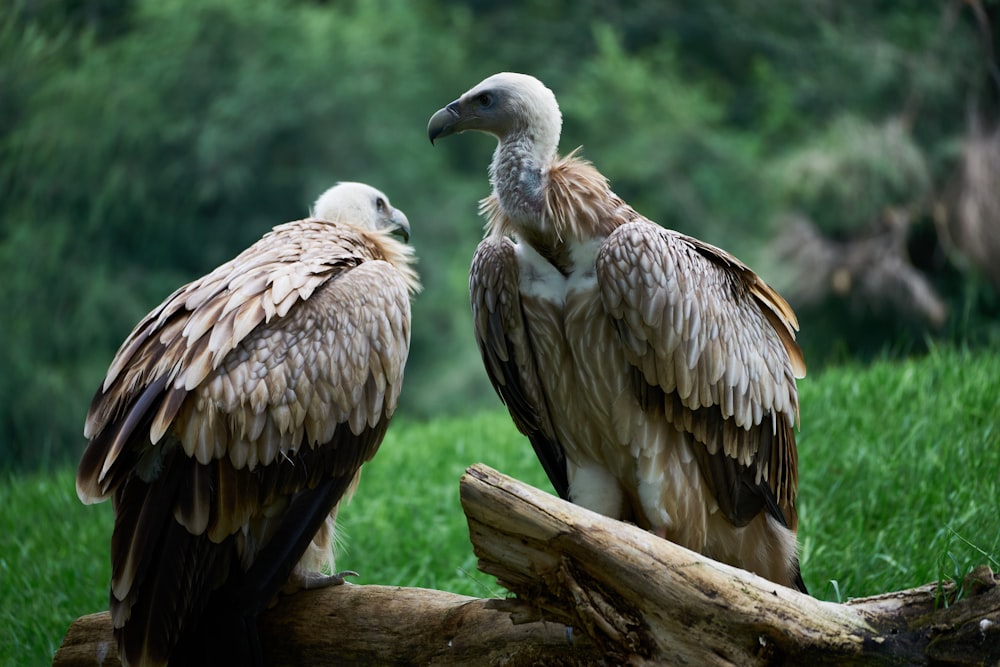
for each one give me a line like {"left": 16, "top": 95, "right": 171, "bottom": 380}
{"left": 791, "top": 562, "right": 808, "bottom": 595}
{"left": 169, "top": 610, "right": 262, "bottom": 667}
{"left": 230, "top": 420, "right": 391, "bottom": 615}
{"left": 233, "top": 475, "right": 350, "bottom": 614}
{"left": 170, "top": 468, "right": 360, "bottom": 665}
{"left": 112, "top": 451, "right": 233, "bottom": 667}
{"left": 761, "top": 489, "right": 809, "bottom": 595}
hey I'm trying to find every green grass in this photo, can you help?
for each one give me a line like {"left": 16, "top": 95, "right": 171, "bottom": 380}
{"left": 328, "top": 411, "right": 554, "bottom": 598}
{"left": 796, "top": 344, "right": 1000, "bottom": 601}
{"left": 3, "top": 345, "right": 999, "bottom": 665}
{"left": 0, "top": 468, "right": 112, "bottom": 665}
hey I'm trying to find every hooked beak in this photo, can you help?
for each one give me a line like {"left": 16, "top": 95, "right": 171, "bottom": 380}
{"left": 388, "top": 209, "right": 410, "bottom": 243}
{"left": 427, "top": 101, "right": 461, "bottom": 144}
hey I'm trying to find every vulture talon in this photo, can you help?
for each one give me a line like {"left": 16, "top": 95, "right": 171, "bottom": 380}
{"left": 292, "top": 569, "right": 360, "bottom": 591}
{"left": 331, "top": 570, "right": 360, "bottom": 585}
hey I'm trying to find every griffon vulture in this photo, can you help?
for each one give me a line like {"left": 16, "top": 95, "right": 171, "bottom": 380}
{"left": 428, "top": 73, "right": 807, "bottom": 591}
{"left": 77, "top": 182, "right": 420, "bottom": 666}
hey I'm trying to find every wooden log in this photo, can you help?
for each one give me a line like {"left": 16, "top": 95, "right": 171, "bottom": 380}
{"left": 54, "top": 584, "right": 599, "bottom": 666}
{"left": 55, "top": 464, "right": 999, "bottom": 665}
{"left": 459, "top": 464, "right": 1000, "bottom": 666}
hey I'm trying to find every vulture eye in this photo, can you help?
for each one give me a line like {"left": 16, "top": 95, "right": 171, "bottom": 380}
{"left": 476, "top": 93, "right": 493, "bottom": 108}
{"left": 375, "top": 197, "right": 386, "bottom": 213}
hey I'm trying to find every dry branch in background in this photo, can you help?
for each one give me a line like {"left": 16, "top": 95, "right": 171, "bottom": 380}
{"left": 56, "top": 465, "right": 999, "bottom": 666}
{"left": 774, "top": 210, "right": 948, "bottom": 328}
{"left": 938, "top": 122, "right": 1000, "bottom": 292}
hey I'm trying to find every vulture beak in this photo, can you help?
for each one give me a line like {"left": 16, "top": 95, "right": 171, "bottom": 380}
{"left": 427, "top": 100, "right": 461, "bottom": 144}
{"left": 388, "top": 209, "right": 410, "bottom": 243}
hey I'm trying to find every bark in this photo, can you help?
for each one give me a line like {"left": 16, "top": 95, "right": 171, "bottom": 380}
{"left": 53, "top": 584, "right": 599, "bottom": 666}
{"left": 460, "top": 464, "right": 1000, "bottom": 666}
{"left": 55, "top": 464, "right": 1000, "bottom": 666}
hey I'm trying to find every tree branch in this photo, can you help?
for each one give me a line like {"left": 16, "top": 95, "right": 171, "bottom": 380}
{"left": 774, "top": 211, "right": 948, "bottom": 327}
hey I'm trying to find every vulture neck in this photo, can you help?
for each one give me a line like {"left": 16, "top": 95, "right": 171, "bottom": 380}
{"left": 489, "top": 133, "right": 553, "bottom": 225}
{"left": 487, "top": 130, "right": 623, "bottom": 275}
{"left": 488, "top": 130, "right": 570, "bottom": 269}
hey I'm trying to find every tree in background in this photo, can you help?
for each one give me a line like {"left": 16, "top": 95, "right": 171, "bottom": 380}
{"left": 1, "top": 0, "right": 996, "bottom": 470}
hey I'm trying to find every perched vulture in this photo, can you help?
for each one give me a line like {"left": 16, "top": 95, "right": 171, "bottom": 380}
{"left": 76, "top": 182, "right": 419, "bottom": 666}
{"left": 428, "top": 73, "right": 808, "bottom": 591}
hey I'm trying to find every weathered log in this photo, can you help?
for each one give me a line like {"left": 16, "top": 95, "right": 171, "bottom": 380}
{"left": 56, "top": 464, "right": 999, "bottom": 666}
{"left": 459, "top": 464, "right": 1000, "bottom": 666}
{"left": 53, "top": 584, "right": 598, "bottom": 666}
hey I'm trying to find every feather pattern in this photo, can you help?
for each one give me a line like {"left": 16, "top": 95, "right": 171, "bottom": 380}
{"left": 470, "top": 238, "right": 569, "bottom": 498}
{"left": 432, "top": 72, "right": 806, "bottom": 591}
{"left": 76, "top": 182, "right": 419, "bottom": 666}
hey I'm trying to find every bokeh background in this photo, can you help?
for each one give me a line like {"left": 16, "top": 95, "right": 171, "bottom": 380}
{"left": 2, "top": 0, "right": 998, "bottom": 471}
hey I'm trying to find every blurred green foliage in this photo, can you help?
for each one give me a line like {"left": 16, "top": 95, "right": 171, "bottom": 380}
{"left": 772, "top": 117, "right": 931, "bottom": 236}
{"left": 0, "top": 0, "right": 995, "bottom": 470}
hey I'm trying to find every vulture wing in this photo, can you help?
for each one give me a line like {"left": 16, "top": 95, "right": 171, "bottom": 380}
{"left": 76, "top": 218, "right": 415, "bottom": 666}
{"left": 428, "top": 71, "right": 806, "bottom": 590}
{"left": 597, "top": 220, "right": 803, "bottom": 530}
{"left": 469, "top": 235, "right": 569, "bottom": 499}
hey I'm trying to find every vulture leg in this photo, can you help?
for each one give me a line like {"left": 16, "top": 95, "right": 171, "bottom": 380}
{"left": 236, "top": 475, "right": 357, "bottom": 616}
{"left": 289, "top": 569, "right": 360, "bottom": 591}
{"left": 282, "top": 502, "right": 360, "bottom": 593}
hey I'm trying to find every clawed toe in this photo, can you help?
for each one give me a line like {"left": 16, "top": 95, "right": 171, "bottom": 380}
{"left": 292, "top": 569, "right": 359, "bottom": 591}
{"left": 329, "top": 569, "right": 359, "bottom": 585}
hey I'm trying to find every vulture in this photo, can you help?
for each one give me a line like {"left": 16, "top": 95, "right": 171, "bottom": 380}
{"left": 76, "top": 182, "right": 420, "bottom": 666}
{"left": 428, "top": 73, "right": 808, "bottom": 591}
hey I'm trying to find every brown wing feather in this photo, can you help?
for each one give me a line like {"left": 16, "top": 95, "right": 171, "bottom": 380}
{"left": 470, "top": 236, "right": 569, "bottom": 498}
{"left": 597, "top": 220, "right": 801, "bottom": 528}
{"left": 77, "top": 218, "right": 417, "bottom": 666}
{"left": 79, "top": 220, "right": 372, "bottom": 501}
{"left": 680, "top": 233, "right": 806, "bottom": 382}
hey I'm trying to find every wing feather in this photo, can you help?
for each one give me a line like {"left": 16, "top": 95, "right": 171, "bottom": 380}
{"left": 80, "top": 221, "right": 353, "bottom": 499}
{"left": 681, "top": 233, "right": 806, "bottom": 381}
{"left": 80, "top": 215, "right": 418, "bottom": 665}
{"left": 597, "top": 220, "right": 802, "bottom": 527}
{"left": 470, "top": 236, "right": 569, "bottom": 499}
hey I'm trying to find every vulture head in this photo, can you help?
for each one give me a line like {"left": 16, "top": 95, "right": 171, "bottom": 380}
{"left": 427, "top": 72, "right": 562, "bottom": 161}
{"left": 313, "top": 181, "right": 411, "bottom": 243}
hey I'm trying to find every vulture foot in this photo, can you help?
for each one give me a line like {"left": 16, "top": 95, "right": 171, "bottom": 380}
{"left": 287, "top": 569, "right": 359, "bottom": 593}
